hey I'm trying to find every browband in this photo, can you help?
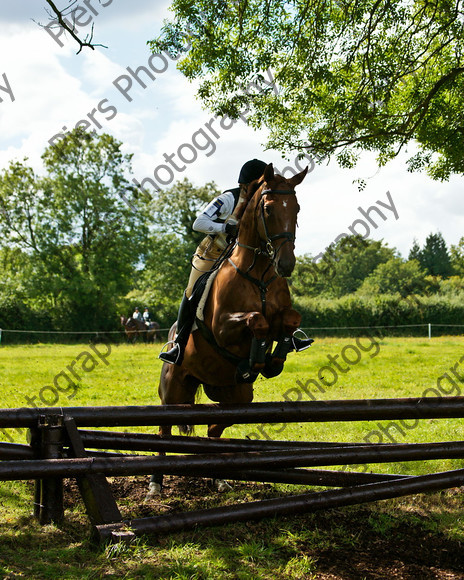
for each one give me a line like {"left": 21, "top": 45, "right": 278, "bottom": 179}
{"left": 261, "top": 188, "right": 296, "bottom": 195}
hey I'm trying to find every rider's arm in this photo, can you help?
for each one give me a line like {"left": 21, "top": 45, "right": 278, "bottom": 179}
{"left": 192, "top": 192, "right": 235, "bottom": 235}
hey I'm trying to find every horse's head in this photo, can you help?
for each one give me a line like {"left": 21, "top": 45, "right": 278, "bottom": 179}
{"left": 121, "top": 316, "right": 138, "bottom": 330}
{"left": 253, "top": 163, "right": 308, "bottom": 277}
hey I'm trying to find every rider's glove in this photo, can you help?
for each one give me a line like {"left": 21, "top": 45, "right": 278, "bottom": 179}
{"left": 224, "top": 222, "right": 239, "bottom": 238}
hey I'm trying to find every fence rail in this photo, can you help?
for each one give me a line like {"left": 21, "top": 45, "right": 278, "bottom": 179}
{"left": 0, "top": 397, "right": 463, "bottom": 542}
{"left": 1, "top": 397, "right": 464, "bottom": 428}
{"left": 1, "top": 322, "right": 464, "bottom": 344}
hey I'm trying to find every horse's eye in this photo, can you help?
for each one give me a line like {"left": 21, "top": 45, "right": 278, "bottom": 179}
{"left": 264, "top": 204, "right": 272, "bottom": 216}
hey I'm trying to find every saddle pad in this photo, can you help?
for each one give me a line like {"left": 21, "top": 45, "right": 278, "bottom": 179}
{"left": 194, "top": 268, "right": 219, "bottom": 325}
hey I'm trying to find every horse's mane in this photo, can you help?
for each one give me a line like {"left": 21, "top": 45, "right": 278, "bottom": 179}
{"left": 248, "top": 178, "right": 263, "bottom": 197}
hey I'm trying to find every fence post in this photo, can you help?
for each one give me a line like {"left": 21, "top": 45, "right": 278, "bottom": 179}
{"left": 428, "top": 323, "right": 432, "bottom": 340}
{"left": 37, "top": 415, "right": 65, "bottom": 525}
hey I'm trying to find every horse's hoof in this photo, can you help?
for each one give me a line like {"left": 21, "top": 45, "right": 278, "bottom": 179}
{"left": 214, "top": 479, "right": 232, "bottom": 492}
{"left": 144, "top": 481, "right": 162, "bottom": 500}
{"left": 178, "top": 424, "right": 194, "bottom": 436}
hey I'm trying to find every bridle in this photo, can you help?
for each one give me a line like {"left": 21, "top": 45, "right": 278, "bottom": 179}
{"left": 228, "top": 181, "right": 297, "bottom": 316}
{"left": 236, "top": 183, "right": 297, "bottom": 263}
{"left": 258, "top": 187, "right": 296, "bottom": 260}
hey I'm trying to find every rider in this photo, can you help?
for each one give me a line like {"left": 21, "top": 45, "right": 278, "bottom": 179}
{"left": 159, "top": 159, "right": 312, "bottom": 365}
{"left": 143, "top": 307, "right": 151, "bottom": 326}
{"left": 133, "top": 306, "right": 142, "bottom": 321}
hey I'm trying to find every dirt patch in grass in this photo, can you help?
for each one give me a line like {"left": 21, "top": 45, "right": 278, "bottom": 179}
{"left": 62, "top": 476, "right": 464, "bottom": 579}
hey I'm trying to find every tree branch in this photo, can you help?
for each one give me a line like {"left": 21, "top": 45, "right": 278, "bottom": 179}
{"left": 42, "top": 0, "right": 107, "bottom": 54}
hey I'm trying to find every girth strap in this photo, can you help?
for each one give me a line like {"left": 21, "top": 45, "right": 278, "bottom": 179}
{"left": 195, "top": 317, "right": 242, "bottom": 366}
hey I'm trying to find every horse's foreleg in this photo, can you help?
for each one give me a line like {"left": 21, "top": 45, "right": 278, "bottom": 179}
{"left": 147, "top": 421, "right": 172, "bottom": 498}
{"left": 217, "top": 311, "right": 270, "bottom": 376}
{"left": 217, "top": 311, "right": 269, "bottom": 345}
{"left": 246, "top": 312, "right": 270, "bottom": 371}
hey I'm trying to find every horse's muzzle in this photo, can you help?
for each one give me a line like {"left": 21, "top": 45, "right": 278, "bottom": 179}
{"left": 275, "top": 255, "right": 296, "bottom": 277}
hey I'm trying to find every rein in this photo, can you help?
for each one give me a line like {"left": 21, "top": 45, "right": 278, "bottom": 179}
{"left": 229, "top": 184, "right": 296, "bottom": 317}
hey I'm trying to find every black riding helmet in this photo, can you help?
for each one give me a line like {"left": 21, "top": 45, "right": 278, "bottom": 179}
{"left": 238, "top": 159, "right": 267, "bottom": 184}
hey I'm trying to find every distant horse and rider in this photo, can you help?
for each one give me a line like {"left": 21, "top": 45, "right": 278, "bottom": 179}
{"left": 120, "top": 308, "right": 160, "bottom": 343}
{"left": 150, "top": 160, "right": 311, "bottom": 494}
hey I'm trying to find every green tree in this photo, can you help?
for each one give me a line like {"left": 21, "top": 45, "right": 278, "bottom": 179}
{"left": 357, "top": 257, "right": 427, "bottom": 297}
{"left": 128, "top": 179, "right": 222, "bottom": 324}
{"left": 0, "top": 247, "right": 32, "bottom": 301}
{"left": 0, "top": 129, "right": 149, "bottom": 330}
{"left": 150, "top": 178, "right": 220, "bottom": 250}
{"left": 127, "top": 233, "right": 193, "bottom": 326}
{"left": 408, "top": 239, "right": 422, "bottom": 262}
{"left": 291, "top": 236, "right": 395, "bottom": 298}
{"left": 417, "top": 232, "right": 453, "bottom": 277}
{"left": 450, "top": 236, "right": 464, "bottom": 276}
{"left": 151, "top": 0, "right": 464, "bottom": 179}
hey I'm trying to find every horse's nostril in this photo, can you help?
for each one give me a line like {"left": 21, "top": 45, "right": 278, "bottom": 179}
{"left": 276, "top": 257, "right": 296, "bottom": 277}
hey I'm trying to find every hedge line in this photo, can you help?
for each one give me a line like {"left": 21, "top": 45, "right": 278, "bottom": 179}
{"left": 294, "top": 293, "right": 464, "bottom": 336}
{"left": 2, "top": 292, "right": 464, "bottom": 342}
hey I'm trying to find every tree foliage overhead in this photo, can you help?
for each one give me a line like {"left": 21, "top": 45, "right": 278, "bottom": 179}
{"left": 151, "top": 0, "right": 464, "bottom": 179}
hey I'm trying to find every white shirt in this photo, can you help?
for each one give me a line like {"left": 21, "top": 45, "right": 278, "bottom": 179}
{"left": 192, "top": 191, "right": 236, "bottom": 235}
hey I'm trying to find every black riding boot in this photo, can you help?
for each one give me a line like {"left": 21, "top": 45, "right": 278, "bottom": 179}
{"left": 159, "top": 293, "right": 194, "bottom": 365}
{"left": 292, "top": 336, "right": 314, "bottom": 351}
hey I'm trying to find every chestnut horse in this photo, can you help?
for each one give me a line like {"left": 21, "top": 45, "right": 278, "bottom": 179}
{"left": 120, "top": 316, "right": 160, "bottom": 343}
{"left": 157, "top": 164, "right": 308, "bottom": 441}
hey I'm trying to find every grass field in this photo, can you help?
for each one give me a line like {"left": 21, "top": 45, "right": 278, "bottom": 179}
{"left": 0, "top": 337, "right": 463, "bottom": 578}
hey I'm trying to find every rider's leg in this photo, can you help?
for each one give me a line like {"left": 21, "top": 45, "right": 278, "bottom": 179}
{"left": 159, "top": 291, "right": 193, "bottom": 364}
{"left": 159, "top": 237, "right": 221, "bottom": 365}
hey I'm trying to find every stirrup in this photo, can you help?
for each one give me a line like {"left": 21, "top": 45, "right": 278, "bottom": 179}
{"left": 159, "top": 342, "right": 182, "bottom": 365}
{"left": 292, "top": 329, "right": 314, "bottom": 352}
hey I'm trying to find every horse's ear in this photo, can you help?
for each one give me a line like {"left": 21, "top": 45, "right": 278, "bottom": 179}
{"left": 263, "top": 163, "right": 275, "bottom": 182}
{"left": 288, "top": 166, "right": 308, "bottom": 187}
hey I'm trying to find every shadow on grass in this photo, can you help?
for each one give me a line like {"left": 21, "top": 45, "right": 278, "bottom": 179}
{"left": 0, "top": 476, "right": 463, "bottom": 579}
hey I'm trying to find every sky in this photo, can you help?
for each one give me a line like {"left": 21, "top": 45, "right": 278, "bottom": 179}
{"left": 0, "top": 0, "right": 462, "bottom": 260}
